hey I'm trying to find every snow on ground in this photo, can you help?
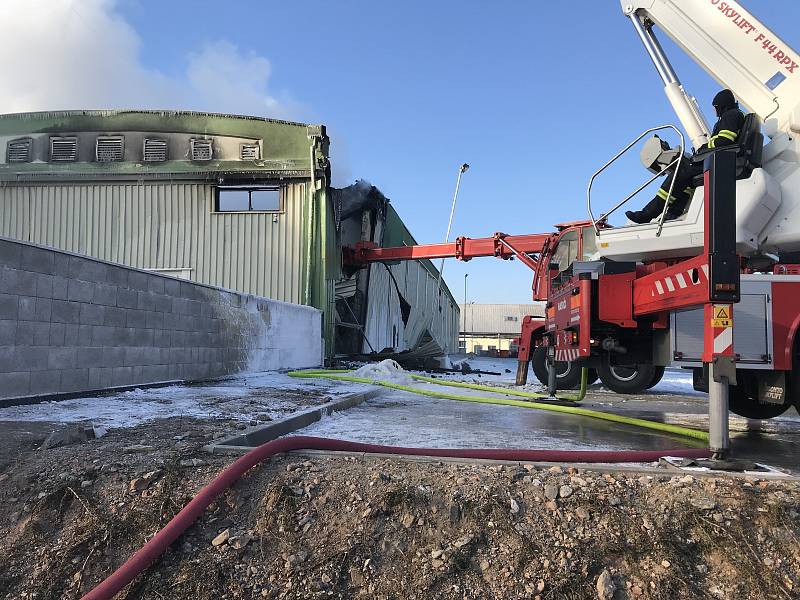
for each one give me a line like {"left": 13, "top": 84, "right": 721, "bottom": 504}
{"left": 0, "top": 371, "right": 369, "bottom": 429}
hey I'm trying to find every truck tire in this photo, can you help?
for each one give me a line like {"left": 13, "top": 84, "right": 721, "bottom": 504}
{"left": 729, "top": 373, "right": 792, "bottom": 419}
{"left": 531, "top": 347, "right": 582, "bottom": 390}
{"left": 597, "top": 355, "right": 656, "bottom": 394}
{"left": 645, "top": 366, "right": 666, "bottom": 390}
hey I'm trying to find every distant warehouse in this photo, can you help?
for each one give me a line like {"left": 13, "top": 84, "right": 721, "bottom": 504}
{"left": 0, "top": 110, "right": 458, "bottom": 360}
{"left": 459, "top": 303, "right": 543, "bottom": 357}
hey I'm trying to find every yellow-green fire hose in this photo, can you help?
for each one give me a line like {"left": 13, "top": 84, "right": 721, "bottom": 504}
{"left": 288, "top": 368, "right": 708, "bottom": 442}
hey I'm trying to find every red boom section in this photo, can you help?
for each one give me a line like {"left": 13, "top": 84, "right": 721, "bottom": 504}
{"left": 345, "top": 232, "right": 552, "bottom": 271}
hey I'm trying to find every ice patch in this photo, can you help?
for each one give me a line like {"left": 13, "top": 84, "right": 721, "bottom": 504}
{"left": 351, "top": 359, "right": 414, "bottom": 385}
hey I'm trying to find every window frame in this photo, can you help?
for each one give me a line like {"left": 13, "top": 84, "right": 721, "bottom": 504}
{"left": 214, "top": 185, "right": 283, "bottom": 214}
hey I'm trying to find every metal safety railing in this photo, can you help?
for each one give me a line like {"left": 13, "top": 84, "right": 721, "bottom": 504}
{"left": 587, "top": 125, "right": 685, "bottom": 237}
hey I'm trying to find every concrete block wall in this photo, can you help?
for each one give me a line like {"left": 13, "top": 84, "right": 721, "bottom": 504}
{"left": 0, "top": 237, "right": 323, "bottom": 405}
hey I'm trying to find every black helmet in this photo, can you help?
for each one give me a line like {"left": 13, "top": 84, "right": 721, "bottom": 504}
{"left": 712, "top": 89, "right": 737, "bottom": 117}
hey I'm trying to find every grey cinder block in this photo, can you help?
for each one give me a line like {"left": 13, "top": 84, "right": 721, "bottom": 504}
{"left": 35, "top": 274, "right": 54, "bottom": 298}
{"left": 52, "top": 276, "right": 69, "bottom": 300}
{"left": 153, "top": 329, "right": 170, "bottom": 348}
{"left": 124, "top": 346, "right": 146, "bottom": 367}
{"left": 0, "top": 347, "right": 13, "bottom": 372}
{"left": 148, "top": 277, "right": 165, "bottom": 295}
{"left": 20, "top": 245, "right": 55, "bottom": 274}
{"left": 29, "top": 371, "right": 61, "bottom": 395}
{"left": 111, "top": 366, "right": 134, "bottom": 387}
{"left": 137, "top": 291, "right": 157, "bottom": 311}
{"left": 93, "top": 284, "right": 117, "bottom": 306}
{"left": 51, "top": 300, "right": 81, "bottom": 324}
{"left": 78, "top": 324, "right": 93, "bottom": 346}
{"left": 35, "top": 298, "right": 52, "bottom": 322}
{"left": 0, "top": 293, "right": 18, "bottom": 320}
{"left": 101, "top": 346, "right": 125, "bottom": 368}
{"left": 68, "top": 257, "right": 107, "bottom": 284}
{"left": 64, "top": 324, "right": 79, "bottom": 344}
{"left": 18, "top": 296, "right": 37, "bottom": 321}
{"left": 53, "top": 254, "right": 71, "bottom": 278}
{"left": 67, "top": 280, "right": 95, "bottom": 303}
{"left": 77, "top": 347, "right": 105, "bottom": 369}
{"left": 60, "top": 368, "right": 89, "bottom": 392}
{"left": 15, "top": 321, "right": 50, "bottom": 347}
{"left": 153, "top": 294, "right": 173, "bottom": 313}
{"left": 0, "top": 371, "right": 30, "bottom": 397}
{"left": 0, "top": 239, "right": 22, "bottom": 269}
{"left": 127, "top": 270, "right": 150, "bottom": 291}
{"left": 48, "top": 347, "right": 78, "bottom": 370}
{"left": 2, "top": 269, "right": 37, "bottom": 296}
{"left": 49, "top": 323, "right": 66, "bottom": 346}
{"left": 145, "top": 311, "right": 164, "bottom": 329}
{"left": 79, "top": 303, "right": 106, "bottom": 326}
{"left": 116, "top": 287, "right": 138, "bottom": 309}
{"left": 164, "top": 278, "right": 181, "bottom": 296}
{"left": 126, "top": 310, "right": 147, "bottom": 329}
{"left": 88, "top": 366, "right": 114, "bottom": 390}
{"left": 133, "top": 329, "right": 154, "bottom": 347}
{"left": 103, "top": 266, "right": 129, "bottom": 287}
{"left": 0, "top": 319, "right": 16, "bottom": 344}
{"left": 14, "top": 346, "right": 50, "bottom": 371}
{"left": 103, "top": 306, "right": 127, "bottom": 327}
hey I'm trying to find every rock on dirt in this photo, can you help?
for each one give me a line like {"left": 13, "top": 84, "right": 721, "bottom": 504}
{"left": 40, "top": 424, "right": 93, "bottom": 449}
{"left": 211, "top": 528, "right": 231, "bottom": 547}
{"left": 596, "top": 568, "right": 616, "bottom": 599}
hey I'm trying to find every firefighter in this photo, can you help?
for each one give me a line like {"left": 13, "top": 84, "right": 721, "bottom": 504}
{"left": 625, "top": 89, "right": 745, "bottom": 224}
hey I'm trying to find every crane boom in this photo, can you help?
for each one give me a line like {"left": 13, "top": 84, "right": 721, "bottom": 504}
{"left": 623, "top": 0, "right": 800, "bottom": 136}
{"left": 345, "top": 232, "right": 553, "bottom": 270}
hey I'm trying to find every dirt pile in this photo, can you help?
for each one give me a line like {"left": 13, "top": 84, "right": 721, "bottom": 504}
{"left": 0, "top": 422, "right": 798, "bottom": 600}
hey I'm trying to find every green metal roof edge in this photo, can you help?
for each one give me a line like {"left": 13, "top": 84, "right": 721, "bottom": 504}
{"left": 0, "top": 110, "right": 327, "bottom": 179}
{"left": 0, "top": 110, "right": 312, "bottom": 135}
{"left": 383, "top": 204, "right": 458, "bottom": 307}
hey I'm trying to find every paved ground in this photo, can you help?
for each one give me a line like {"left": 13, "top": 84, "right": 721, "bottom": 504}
{"left": 1, "top": 357, "right": 797, "bottom": 472}
{"left": 300, "top": 359, "right": 800, "bottom": 472}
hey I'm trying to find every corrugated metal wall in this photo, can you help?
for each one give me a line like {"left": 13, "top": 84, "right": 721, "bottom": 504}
{"left": 363, "top": 260, "right": 459, "bottom": 355}
{"left": 458, "top": 303, "right": 545, "bottom": 334}
{"left": 0, "top": 182, "right": 307, "bottom": 303}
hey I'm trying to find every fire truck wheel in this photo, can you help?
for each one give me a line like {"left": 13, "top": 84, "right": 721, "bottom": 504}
{"left": 645, "top": 366, "right": 666, "bottom": 390}
{"left": 729, "top": 374, "right": 792, "bottom": 419}
{"left": 531, "top": 347, "right": 582, "bottom": 390}
{"left": 597, "top": 356, "right": 655, "bottom": 394}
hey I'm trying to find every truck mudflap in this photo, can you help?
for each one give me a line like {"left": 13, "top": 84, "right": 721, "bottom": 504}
{"left": 546, "top": 273, "right": 592, "bottom": 362}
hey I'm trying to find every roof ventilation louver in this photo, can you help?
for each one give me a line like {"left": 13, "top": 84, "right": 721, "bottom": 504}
{"left": 96, "top": 136, "right": 124, "bottom": 162}
{"left": 49, "top": 136, "right": 78, "bottom": 162}
{"left": 143, "top": 138, "right": 168, "bottom": 162}
{"left": 240, "top": 143, "right": 260, "bottom": 161}
{"left": 6, "top": 138, "right": 32, "bottom": 163}
{"left": 190, "top": 138, "right": 213, "bottom": 161}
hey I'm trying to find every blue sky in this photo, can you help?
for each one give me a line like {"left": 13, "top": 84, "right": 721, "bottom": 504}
{"left": 10, "top": 1, "right": 800, "bottom": 304}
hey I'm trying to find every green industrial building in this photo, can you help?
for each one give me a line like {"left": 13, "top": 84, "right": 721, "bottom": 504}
{"left": 0, "top": 110, "right": 458, "bottom": 359}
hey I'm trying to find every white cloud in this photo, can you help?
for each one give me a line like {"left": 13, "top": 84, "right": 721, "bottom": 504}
{"left": 0, "top": 0, "right": 294, "bottom": 119}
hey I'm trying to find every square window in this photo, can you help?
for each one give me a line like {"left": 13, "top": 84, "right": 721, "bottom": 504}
{"left": 216, "top": 186, "right": 281, "bottom": 212}
{"left": 250, "top": 189, "right": 280, "bottom": 210}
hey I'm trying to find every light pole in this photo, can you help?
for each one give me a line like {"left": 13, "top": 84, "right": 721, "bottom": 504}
{"left": 439, "top": 163, "right": 470, "bottom": 279}
{"left": 436, "top": 163, "right": 469, "bottom": 309}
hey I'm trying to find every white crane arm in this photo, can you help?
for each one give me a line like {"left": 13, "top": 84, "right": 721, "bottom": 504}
{"left": 622, "top": 0, "right": 800, "bottom": 137}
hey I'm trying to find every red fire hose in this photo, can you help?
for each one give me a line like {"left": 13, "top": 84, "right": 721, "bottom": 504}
{"left": 81, "top": 435, "right": 709, "bottom": 599}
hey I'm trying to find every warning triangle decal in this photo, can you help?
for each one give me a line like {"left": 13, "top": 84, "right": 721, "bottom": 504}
{"left": 715, "top": 307, "right": 729, "bottom": 319}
